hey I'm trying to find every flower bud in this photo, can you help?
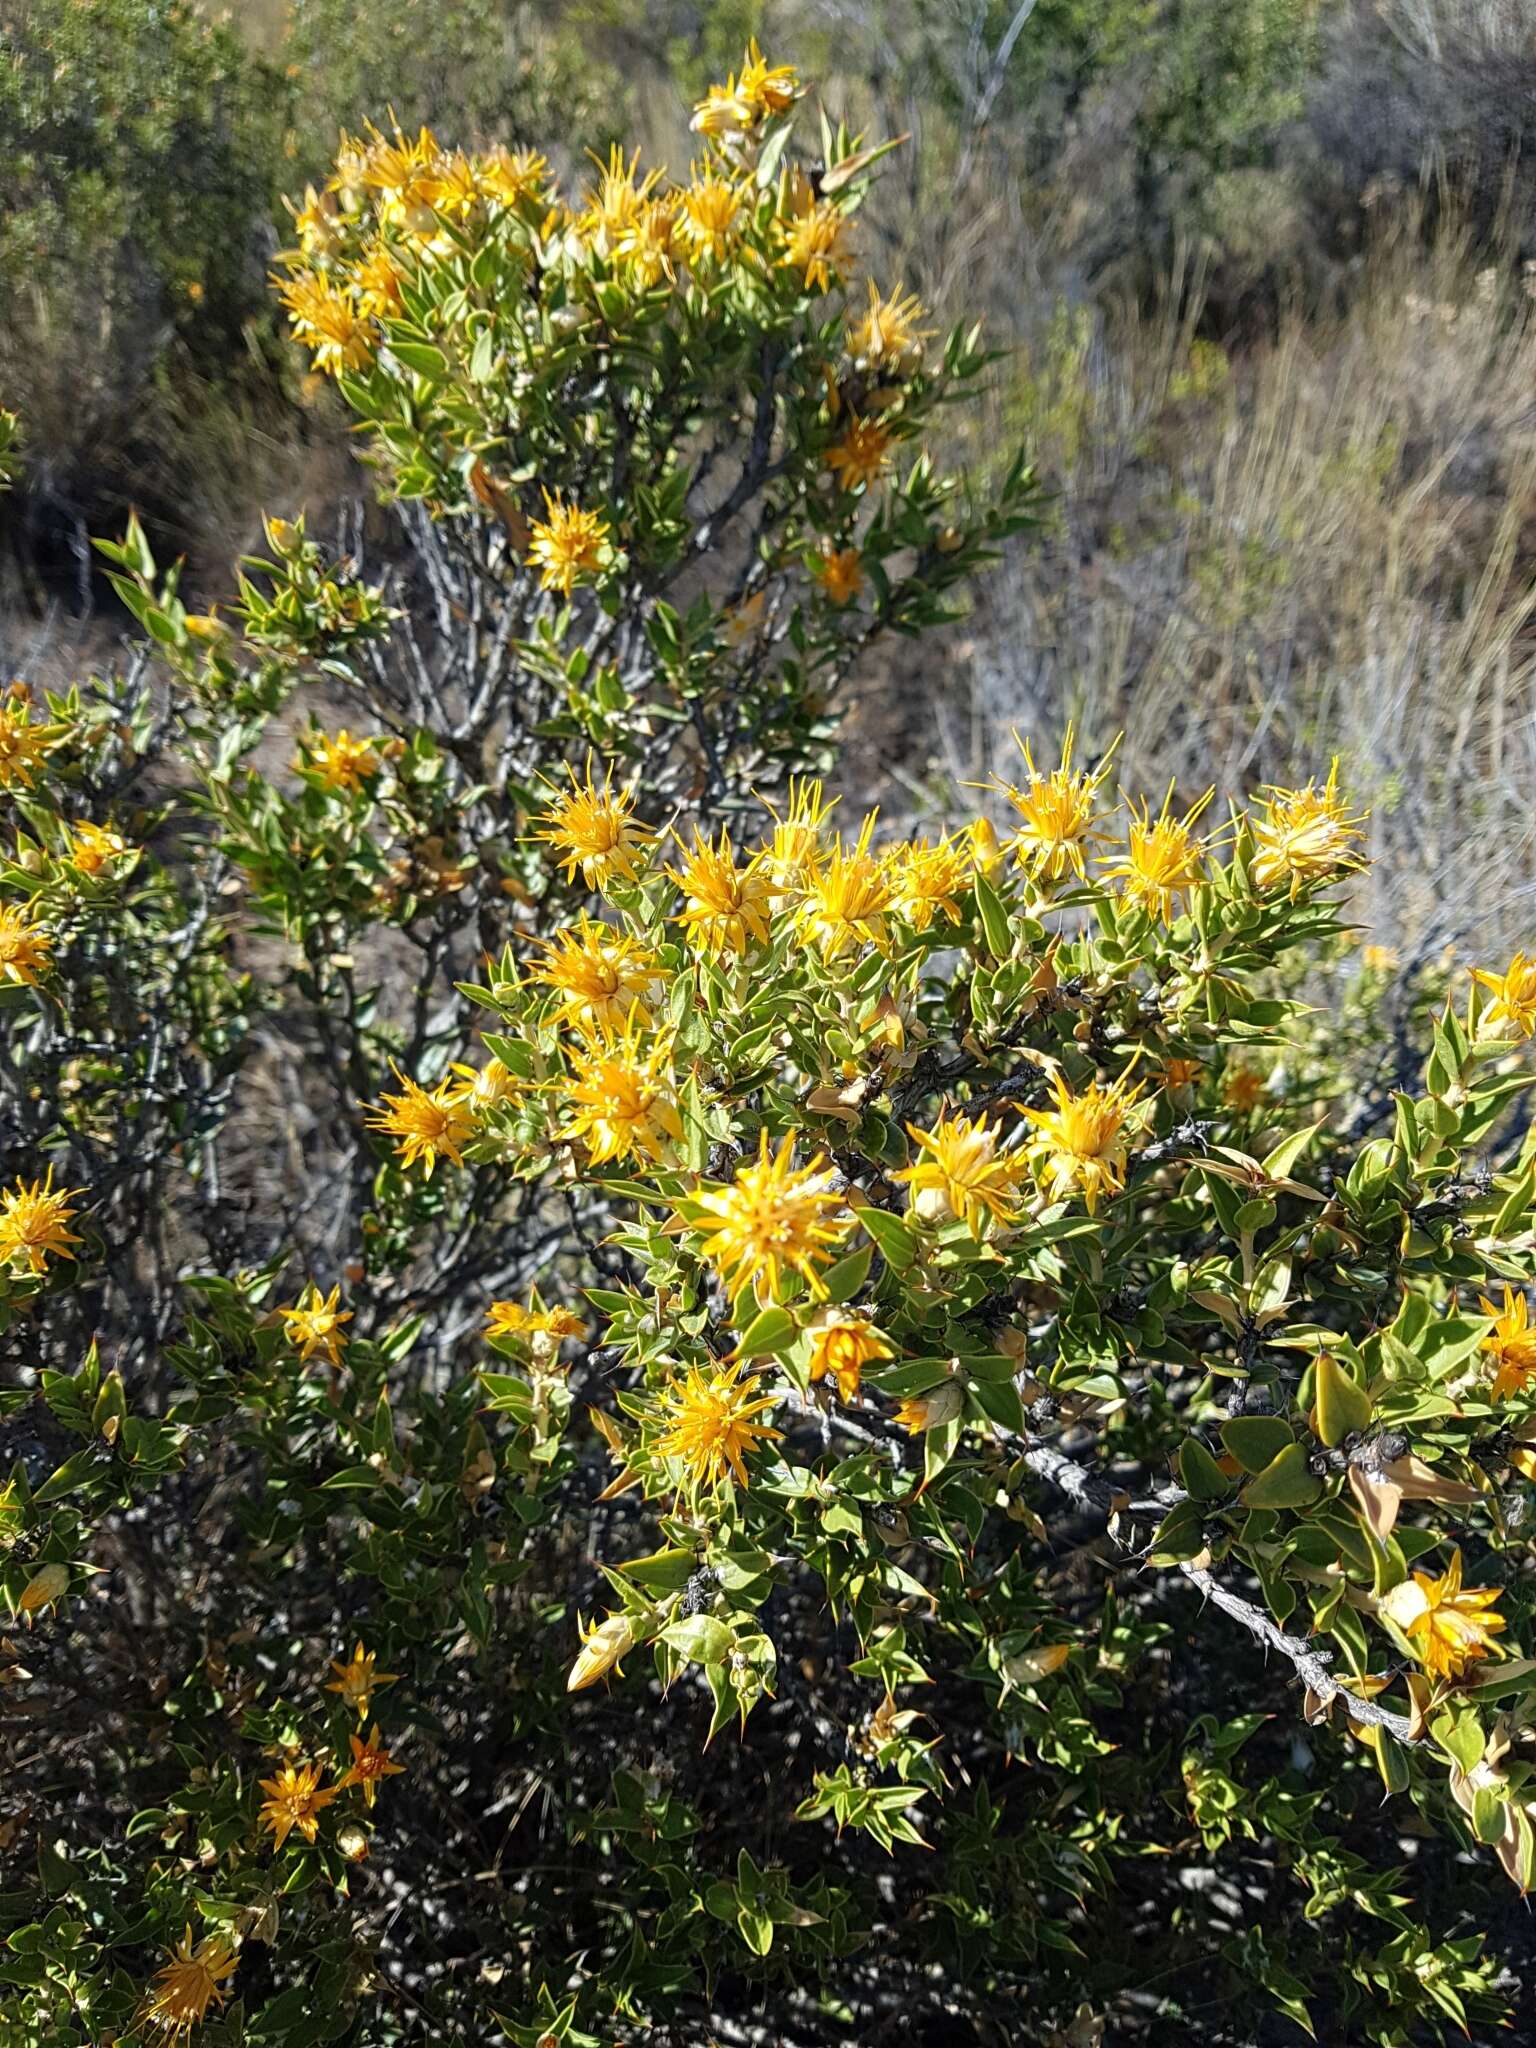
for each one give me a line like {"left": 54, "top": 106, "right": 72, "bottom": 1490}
{"left": 567, "top": 1612, "right": 637, "bottom": 1692}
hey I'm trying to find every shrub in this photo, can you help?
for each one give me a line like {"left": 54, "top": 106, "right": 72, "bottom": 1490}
{"left": 5, "top": 46, "right": 1536, "bottom": 2048}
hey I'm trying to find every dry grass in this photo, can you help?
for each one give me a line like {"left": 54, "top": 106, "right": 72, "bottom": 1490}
{"left": 899, "top": 219, "right": 1536, "bottom": 955}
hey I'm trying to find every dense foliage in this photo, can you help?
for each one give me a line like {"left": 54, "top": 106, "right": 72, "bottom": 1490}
{"left": 5, "top": 45, "right": 1536, "bottom": 2048}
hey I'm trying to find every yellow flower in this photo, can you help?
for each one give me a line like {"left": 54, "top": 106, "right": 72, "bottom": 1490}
{"left": 528, "top": 490, "right": 610, "bottom": 597}
{"left": 446, "top": 1055, "right": 519, "bottom": 1113}
{"left": 1360, "top": 944, "right": 1399, "bottom": 973}
{"left": 0, "top": 902, "right": 51, "bottom": 988}
{"left": 1379, "top": 1549, "right": 1507, "bottom": 1683}
{"left": 486, "top": 1296, "right": 588, "bottom": 1344}
{"left": 288, "top": 183, "right": 340, "bottom": 258}
{"left": 686, "top": 1130, "right": 849, "bottom": 1301}
{"left": 894, "top": 1112, "right": 1025, "bottom": 1235}
{"left": 558, "top": 1017, "right": 683, "bottom": 1167}
{"left": 848, "top": 280, "right": 930, "bottom": 374}
{"left": 0, "top": 695, "right": 62, "bottom": 790}
{"left": 967, "top": 815, "right": 1004, "bottom": 874}
{"left": 1472, "top": 953, "right": 1536, "bottom": 1040}
{"left": 810, "top": 546, "right": 863, "bottom": 604}
{"left": 0, "top": 1168, "right": 82, "bottom": 1272}
{"left": 1222, "top": 1063, "right": 1267, "bottom": 1111}
{"left": 352, "top": 247, "right": 405, "bottom": 318}
{"left": 67, "top": 819, "right": 131, "bottom": 878}
{"left": 993, "top": 726, "right": 1114, "bottom": 882}
{"left": 535, "top": 761, "right": 652, "bottom": 892}
{"left": 654, "top": 1358, "right": 783, "bottom": 1489}
{"left": 568, "top": 1611, "right": 637, "bottom": 1692}
{"left": 895, "top": 1381, "right": 964, "bottom": 1434}
{"left": 762, "top": 776, "right": 837, "bottom": 893}
{"left": 614, "top": 198, "right": 678, "bottom": 287}
{"left": 140, "top": 1929, "right": 239, "bottom": 2043}
{"left": 299, "top": 728, "right": 379, "bottom": 794}
{"left": 428, "top": 149, "right": 484, "bottom": 221}
{"left": 690, "top": 82, "right": 754, "bottom": 139}
{"left": 529, "top": 917, "right": 661, "bottom": 1035}
{"left": 280, "top": 1283, "right": 352, "bottom": 1367}
{"left": 1250, "top": 760, "right": 1367, "bottom": 897}
{"left": 277, "top": 273, "right": 374, "bottom": 376}
{"left": 824, "top": 416, "right": 891, "bottom": 492}
{"left": 1480, "top": 1286, "right": 1536, "bottom": 1400}
{"left": 479, "top": 145, "right": 550, "bottom": 208}
{"left": 326, "top": 1642, "right": 399, "bottom": 1721}
{"left": 579, "top": 145, "right": 661, "bottom": 247}
{"left": 1161, "top": 1056, "right": 1202, "bottom": 1094}
{"left": 738, "top": 40, "right": 801, "bottom": 118}
{"left": 778, "top": 199, "right": 856, "bottom": 292}
{"left": 1101, "top": 787, "right": 1214, "bottom": 921}
{"left": 339, "top": 1725, "right": 405, "bottom": 1808}
{"left": 889, "top": 835, "right": 971, "bottom": 932}
{"left": 366, "top": 1068, "right": 475, "bottom": 1178}
{"left": 796, "top": 813, "right": 893, "bottom": 958}
{"left": 677, "top": 171, "right": 742, "bottom": 264}
{"left": 723, "top": 589, "right": 769, "bottom": 645}
{"left": 1020, "top": 1072, "right": 1144, "bottom": 1214}
{"left": 806, "top": 1308, "right": 892, "bottom": 1401}
{"left": 666, "top": 826, "right": 773, "bottom": 958}
{"left": 257, "top": 1758, "right": 337, "bottom": 1849}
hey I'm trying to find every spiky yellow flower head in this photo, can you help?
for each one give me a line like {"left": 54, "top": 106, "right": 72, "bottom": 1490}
{"left": 559, "top": 1015, "right": 683, "bottom": 1167}
{"left": 690, "top": 81, "right": 753, "bottom": 139}
{"left": 994, "top": 726, "right": 1114, "bottom": 882}
{"left": 480, "top": 145, "right": 550, "bottom": 208}
{"left": 579, "top": 144, "right": 662, "bottom": 247}
{"left": 298, "top": 728, "right": 380, "bottom": 795}
{"left": 0, "top": 1169, "right": 82, "bottom": 1272}
{"left": 424, "top": 148, "right": 482, "bottom": 222}
{"left": 529, "top": 490, "right": 610, "bottom": 597}
{"left": 894, "top": 1112, "right": 1025, "bottom": 1236}
{"left": 288, "top": 182, "right": 340, "bottom": 258}
{"left": 890, "top": 835, "right": 972, "bottom": 932}
{"left": 366, "top": 1068, "right": 475, "bottom": 1178}
{"left": 1101, "top": 786, "right": 1214, "bottom": 921}
{"left": 824, "top": 416, "right": 891, "bottom": 493}
{"left": 810, "top": 546, "right": 864, "bottom": 605}
{"left": 1222, "top": 1063, "right": 1267, "bottom": 1112}
{"left": 895, "top": 1381, "right": 964, "bottom": 1434}
{"left": 666, "top": 826, "right": 773, "bottom": 958}
{"left": 1472, "top": 953, "right": 1536, "bottom": 1041}
{"left": 677, "top": 170, "right": 742, "bottom": 264}
{"left": 1161, "top": 1056, "right": 1202, "bottom": 1095}
{"left": 486, "top": 1296, "right": 588, "bottom": 1345}
{"left": 0, "top": 902, "right": 51, "bottom": 988}
{"left": 257, "top": 1758, "right": 337, "bottom": 1849}
{"left": 778, "top": 199, "right": 856, "bottom": 292}
{"left": 796, "top": 813, "right": 893, "bottom": 958}
{"left": 739, "top": 40, "right": 801, "bottom": 118}
{"left": 1360, "top": 943, "right": 1399, "bottom": 973}
{"left": 1020, "top": 1071, "right": 1144, "bottom": 1215}
{"left": 806, "top": 1308, "right": 892, "bottom": 1402}
{"left": 277, "top": 273, "right": 374, "bottom": 376}
{"left": 280, "top": 1283, "right": 352, "bottom": 1368}
{"left": 535, "top": 761, "right": 652, "bottom": 892}
{"left": 614, "top": 197, "right": 678, "bottom": 287}
{"left": 326, "top": 1642, "right": 399, "bottom": 1721}
{"left": 1480, "top": 1287, "right": 1536, "bottom": 1400}
{"left": 141, "top": 1928, "right": 239, "bottom": 2043}
{"left": 686, "top": 1130, "right": 849, "bottom": 1302}
{"left": 446, "top": 1055, "right": 519, "bottom": 1113}
{"left": 568, "top": 1611, "right": 636, "bottom": 1692}
{"left": 654, "top": 1358, "right": 783, "bottom": 1489}
{"left": 1249, "top": 760, "right": 1367, "bottom": 897}
{"left": 67, "top": 819, "right": 131, "bottom": 878}
{"left": 848, "top": 280, "right": 931, "bottom": 374}
{"left": 529, "top": 917, "right": 661, "bottom": 1036}
{"left": 339, "top": 1725, "right": 404, "bottom": 1808}
{"left": 1379, "top": 1549, "right": 1506, "bottom": 1682}
{"left": 0, "top": 692, "right": 62, "bottom": 790}
{"left": 762, "top": 776, "right": 837, "bottom": 894}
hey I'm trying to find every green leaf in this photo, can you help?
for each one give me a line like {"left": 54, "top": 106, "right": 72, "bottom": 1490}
{"left": 1310, "top": 1352, "right": 1373, "bottom": 1447}
{"left": 1179, "top": 1437, "right": 1230, "bottom": 1502}
{"left": 972, "top": 870, "right": 1012, "bottom": 958}
{"left": 1219, "top": 1415, "right": 1295, "bottom": 1473}
{"left": 733, "top": 1305, "right": 797, "bottom": 1361}
{"left": 1240, "top": 1442, "right": 1323, "bottom": 1511}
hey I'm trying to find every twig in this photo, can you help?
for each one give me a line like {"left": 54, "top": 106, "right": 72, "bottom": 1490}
{"left": 1180, "top": 1562, "right": 1419, "bottom": 1744}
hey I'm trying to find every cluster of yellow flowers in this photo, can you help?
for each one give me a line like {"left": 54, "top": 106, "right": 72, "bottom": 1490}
{"left": 140, "top": 1644, "right": 404, "bottom": 2040}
